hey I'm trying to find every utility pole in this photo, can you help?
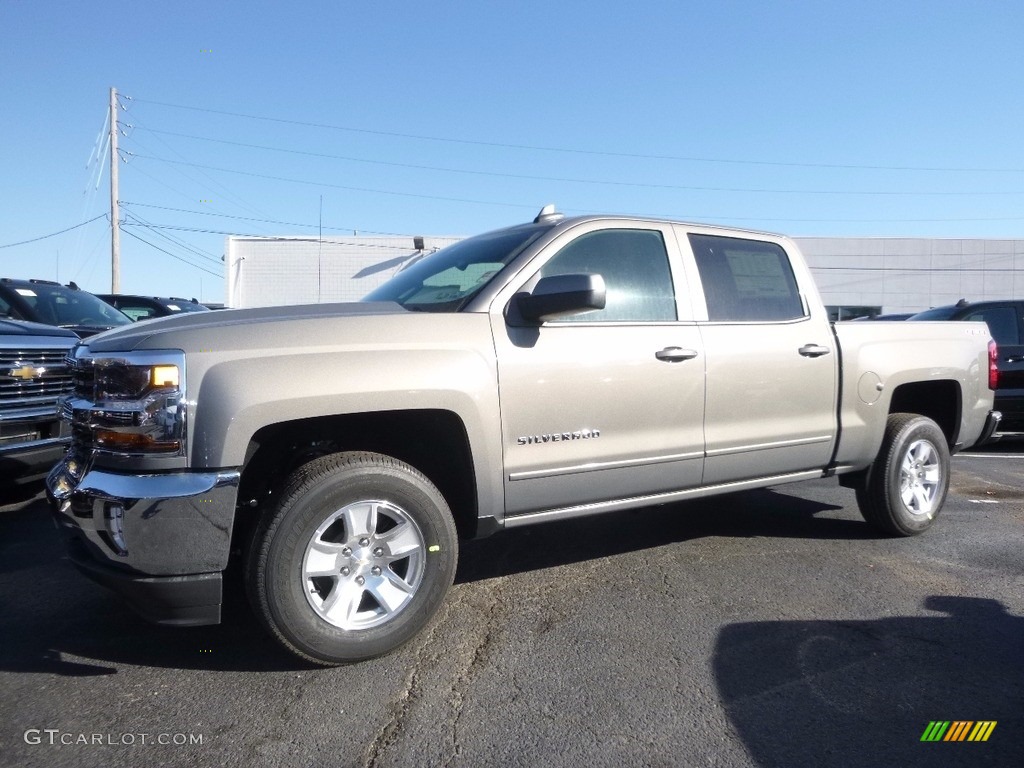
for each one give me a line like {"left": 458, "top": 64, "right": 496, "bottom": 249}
{"left": 109, "top": 87, "right": 121, "bottom": 293}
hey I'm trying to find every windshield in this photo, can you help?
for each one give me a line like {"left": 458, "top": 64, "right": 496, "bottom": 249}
{"left": 3, "top": 283, "right": 132, "bottom": 328}
{"left": 364, "top": 224, "right": 550, "bottom": 311}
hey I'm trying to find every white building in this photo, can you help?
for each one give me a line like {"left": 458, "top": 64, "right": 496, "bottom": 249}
{"left": 798, "top": 237, "right": 1024, "bottom": 319}
{"left": 225, "top": 233, "right": 1024, "bottom": 318}
{"left": 225, "top": 234, "right": 462, "bottom": 308}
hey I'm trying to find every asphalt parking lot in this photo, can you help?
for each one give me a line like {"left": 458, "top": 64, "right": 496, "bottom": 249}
{"left": 1, "top": 443, "right": 1021, "bottom": 768}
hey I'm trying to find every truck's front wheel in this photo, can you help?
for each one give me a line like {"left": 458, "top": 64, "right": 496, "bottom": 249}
{"left": 247, "top": 451, "right": 458, "bottom": 665}
{"left": 855, "top": 413, "right": 950, "bottom": 536}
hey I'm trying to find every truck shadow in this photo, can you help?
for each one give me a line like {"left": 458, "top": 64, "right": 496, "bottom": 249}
{"left": 712, "top": 596, "right": 1024, "bottom": 766}
{"left": 457, "top": 486, "right": 857, "bottom": 583}
{"left": 0, "top": 486, "right": 868, "bottom": 675}
{"left": 967, "top": 432, "right": 1024, "bottom": 453}
{"left": 0, "top": 495, "right": 318, "bottom": 674}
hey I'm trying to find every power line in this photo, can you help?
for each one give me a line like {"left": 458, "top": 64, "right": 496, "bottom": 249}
{"left": 123, "top": 118, "right": 277, "bottom": 221}
{"left": 120, "top": 228, "right": 222, "bottom": 277}
{"left": 132, "top": 127, "right": 1024, "bottom": 196}
{"left": 124, "top": 220, "right": 432, "bottom": 251}
{"left": 121, "top": 211, "right": 223, "bottom": 263}
{"left": 0, "top": 214, "right": 107, "bottom": 249}
{"left": 123, "top": 151, "right": 538, "bottom": 209}
{"left": 122, "top": 150, "right": 1024, "bottom": 198}
{"left": 120, "top": 156, "right": 286, "bottom": 239}
{"left": 120, "top": 201, "right": 417, "bottom": 237}
{"left": 125, "top": 95, "right": 1024, "bottom": 174}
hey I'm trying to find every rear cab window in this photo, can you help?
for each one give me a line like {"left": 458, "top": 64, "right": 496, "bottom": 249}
{"left": 687, "top": 233, "right": 805, "bottom": 322}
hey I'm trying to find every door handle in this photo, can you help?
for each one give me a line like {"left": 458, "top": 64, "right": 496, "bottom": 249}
{"left": 799, "top": 344, "right": 831, "bottom": 358}
{"left": 1006, "top": 355, "right": 1024, "bottom": 364}
{"left": 655, "top": 347, "right": 699, "bottom": 362}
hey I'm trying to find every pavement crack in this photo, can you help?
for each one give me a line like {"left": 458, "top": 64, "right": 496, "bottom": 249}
{"left": 443, "top": 578, "right": 507, "bottom": 767}
{"left": 363, "top": 613, "right": 446, "bottom": 768}
{"left": 364, "top": 667, "right": 421, "bottom": 768}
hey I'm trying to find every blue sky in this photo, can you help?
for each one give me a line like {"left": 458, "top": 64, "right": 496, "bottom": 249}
{"left": 2, "top": 0, "right": 1023, "bottom": 303}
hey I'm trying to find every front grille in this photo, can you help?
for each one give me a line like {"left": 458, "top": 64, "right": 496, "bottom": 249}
{"left": 0, "top": 347, "right": 74, "bottom": 418}
{"left": 0, "top": 349, "right": 70, "bottom": 367}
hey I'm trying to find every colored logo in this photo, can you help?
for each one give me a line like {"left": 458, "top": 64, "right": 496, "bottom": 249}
{"left": 6, "top": 365, "right": 46, "bottom": 381}
{"left": 921, "top": 721, "right": 997, "bottom": 742}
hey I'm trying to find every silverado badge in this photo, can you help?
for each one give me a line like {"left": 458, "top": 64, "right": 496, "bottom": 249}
{"left": 517, "top": 428, "right": 601, "bottom": 445}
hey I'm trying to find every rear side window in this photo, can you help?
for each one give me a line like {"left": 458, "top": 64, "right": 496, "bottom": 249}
{"left": 119, "top": 305, "right": 158, "bottom": 322}
{"left": 689, "top": 234, "right": 804, "bottom": 322}
{"left": 539, "top": 229, "right": 676, "bottom": 322}
{"left": 965, "top": 307, "right": 1020, "bottom": 345}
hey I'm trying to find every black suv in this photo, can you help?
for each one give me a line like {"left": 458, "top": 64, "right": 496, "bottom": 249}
{"left": 0, "top": 279, "right": 132, "bottom": 338}
{"left": 908, "top": 299, "right": 1024, "bottom": 432}
{"left": 95, "top": 294, "right": 210, "bottom": 322}
{"left": 0, "top": 318, "right": 76, "bottom": 486}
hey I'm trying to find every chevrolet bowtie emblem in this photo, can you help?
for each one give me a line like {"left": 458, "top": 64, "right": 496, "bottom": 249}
{"left": 7, "top": 365, "right": 46, "bottom": 381}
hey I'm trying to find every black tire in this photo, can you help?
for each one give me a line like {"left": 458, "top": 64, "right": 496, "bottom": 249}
{"left": 855, "top": 413, "right": 950, "bottom": 537}
{"left": 246, "top": 451, "right": 458, "bottom": 665}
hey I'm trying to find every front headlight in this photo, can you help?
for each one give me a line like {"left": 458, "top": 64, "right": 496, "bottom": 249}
{"left": 65, "top": 349, "right": 188, "bottom": 457}
{"left": 95, "top": 361, "right": 180, "bottom": 400}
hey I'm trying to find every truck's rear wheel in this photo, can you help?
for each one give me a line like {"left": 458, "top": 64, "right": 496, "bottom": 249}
{"left": 855, "top": 413, "right": 950, "bottom": 536}
{"left": 247, "top": 451, "right": 458, "bottom": 665}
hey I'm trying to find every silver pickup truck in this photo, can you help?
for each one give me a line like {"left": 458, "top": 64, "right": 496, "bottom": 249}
{"left": 47, "top": 208, "right": 1000, "bottom": 665}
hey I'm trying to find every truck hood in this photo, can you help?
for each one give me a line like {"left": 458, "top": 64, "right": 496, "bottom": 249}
{"left": 84, "top": 302, "right": 408, "bottom": 352}
{"left": 0, "top": 317, "right": 79, "bottom": 339}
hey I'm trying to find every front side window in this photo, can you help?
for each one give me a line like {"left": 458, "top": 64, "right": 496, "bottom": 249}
{"left": 538, "top": 229, "right": 676, "bottom": 322}
{"left": 689, "top": 234, "right": 804, "bottom": 322}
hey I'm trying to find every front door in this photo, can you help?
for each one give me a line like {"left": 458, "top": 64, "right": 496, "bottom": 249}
{"left": 492, "top": 223, "right": 706, "bottom": 517}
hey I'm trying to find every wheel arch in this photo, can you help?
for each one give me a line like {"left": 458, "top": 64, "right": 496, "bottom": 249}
{"left": 231, "top": 409, "right": 482, "bottom": 558}
{"left": 887, "top": 379, "right": 962, "bottom": 447}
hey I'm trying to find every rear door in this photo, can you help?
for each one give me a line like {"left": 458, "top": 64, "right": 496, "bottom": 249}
{"left": 678, "top": 228, "right": 838, "bottom": 484}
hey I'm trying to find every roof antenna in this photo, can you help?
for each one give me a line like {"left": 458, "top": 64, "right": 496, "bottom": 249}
{"left": 534, "top": 204, "right": 564, "bottom": 224}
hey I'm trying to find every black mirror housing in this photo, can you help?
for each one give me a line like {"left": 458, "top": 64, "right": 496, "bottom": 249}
{"left": 515, "top": 273, "right": 606, "bottom": 323}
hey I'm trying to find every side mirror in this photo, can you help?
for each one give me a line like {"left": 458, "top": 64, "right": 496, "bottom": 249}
{"left": 515, "top": 273, "right": 606, "bottom": 323}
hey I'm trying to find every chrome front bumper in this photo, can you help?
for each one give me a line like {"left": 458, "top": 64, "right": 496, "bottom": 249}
{"left": 46, "top": 457, "right": 240, "bottom": 626}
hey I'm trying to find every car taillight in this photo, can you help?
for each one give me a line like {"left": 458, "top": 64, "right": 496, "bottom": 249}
{"left": 989, "top": 339, "right": 999, "bottom": 390}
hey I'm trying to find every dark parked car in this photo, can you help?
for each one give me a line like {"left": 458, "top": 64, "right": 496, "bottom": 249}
{"left": 0, "top": 279, "right": 132, "bottom": 338}
{"left": 0, "top": 318, "right": 76, "bottom": 486}
{"left": 854, "top": 312, "right": 914, "bottom": 321}
{"left": 908, "top": 299, "right": 1024, "bottom": 431}
{"left": 95, "top": 294, "right": 210, "bottom": 322}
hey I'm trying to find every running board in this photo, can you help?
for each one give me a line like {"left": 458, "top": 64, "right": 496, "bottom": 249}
{"left": 503, "top": 469, "right": 831, "bottom": 528}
